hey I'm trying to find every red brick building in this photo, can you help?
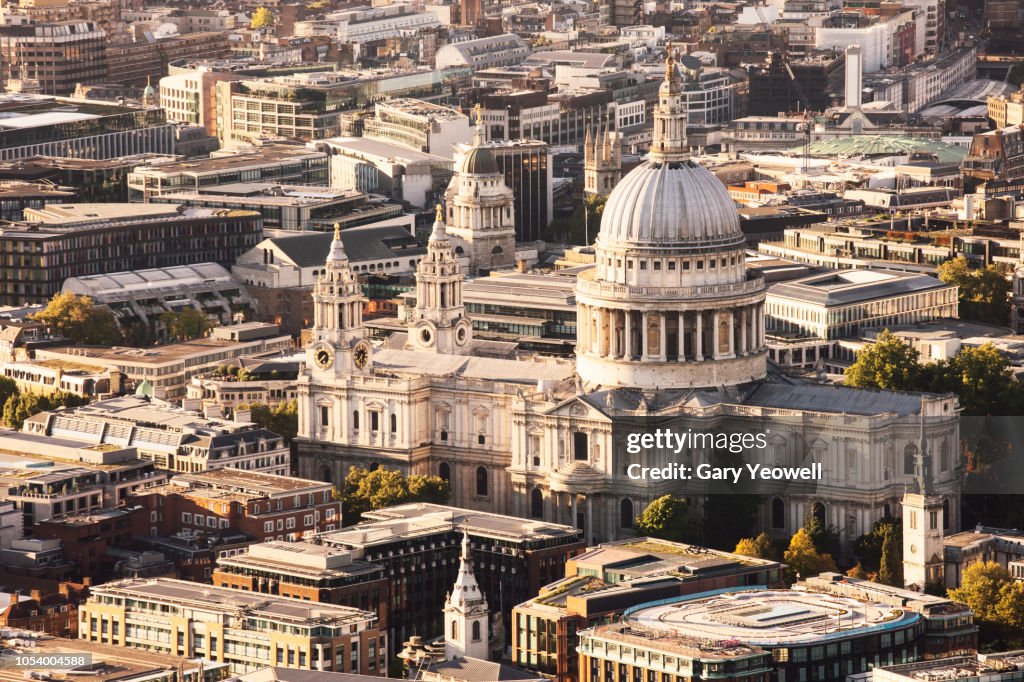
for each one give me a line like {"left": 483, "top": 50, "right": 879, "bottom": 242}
{"left": 34, "top": 507, "right": 151, "bottom": 583}
{"left": 131, "top": 469, "right": 340, "bottom": 543}
{"left": 0, "top": 583, "right": 88, "bottom": 637}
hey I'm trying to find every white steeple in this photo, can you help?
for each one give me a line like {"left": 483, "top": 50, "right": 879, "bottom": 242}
{"left": 444, "top": 531, "right": 489, "bottom": 661}
{"left": 649, "top": 52, "right": 690, "bottom": 163}
{"left": 409, "top": 205, "right": 473, "bottom": 354}
{"left": 309, "top": 222, "right": 367, "bottom": 365}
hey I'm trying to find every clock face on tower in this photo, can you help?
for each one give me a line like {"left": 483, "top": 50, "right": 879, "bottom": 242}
{"left": 314, "top": 346, "right": 334, "bottom": 370}
{"left": 354, "top": 342, "right": 370, "bottom": 369}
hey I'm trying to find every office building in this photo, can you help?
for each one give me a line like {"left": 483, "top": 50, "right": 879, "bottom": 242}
{"left": 132, "top": 469, "right": 339, "bottom": 542}
{"left": 79, "top": 577, "right": 384, "bottom": 674}
{"left": 0, "top": 204, "right": 261, "bottom": 306}
{"left": 434, "top": 34, "right": 531, "bottom": 70}
{"left": 213, "top": 541, "right": 387, "bottom": 621}
{"left": 0, "top": 21, "right": 107, "bottom": 96}
{"left": 24, "top": 395, "right": 290, "bottom": 473}
{"left": 943, "top": 525, "right": 1024, "bottom": 589}
{"left": 362, "top": 98, "right": 472, "bottom": 156}
{"left": 159, "top": 71, "right": 242, "bottom": 137}
{"left": 0, "top": 154, "right": 174, "bottom": 203}
{"left": 872, "top": 651, "right": 1024, "bottom": 682}
{"left": 0, "top": 180, "right": 74, "bottom": 221}
{"left": 766, "top": 270, "right": 959, "bottom": 340}
{"left": 0, "top": 95, "right": 175, "bottom": 162}
{"left": 513, "top": 537, "right": 785, "bottom": 682}
{"left": 318, "top": 503, "right": 584, "bottom": 654}
{"left": 127, "top": 145, "right": 329, "bottom": 201}
{"left": 150, "top": 184, "right": 399, "bottom": 232}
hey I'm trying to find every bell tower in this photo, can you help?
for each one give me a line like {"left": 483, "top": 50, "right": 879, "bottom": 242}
{"left": 444, "top": 532, "right": 490, "bottom": 661}
{"left": 409, "top": 205, "right": 473, "bottom": 354}
{"left": 903, "top": 408, "right": 945, "bottom": 592}
{"left": 308, "top": 223, "right": 370, "bottom": 375}
{"left": 584, "top": 118, "right": 621, "bottom": 197}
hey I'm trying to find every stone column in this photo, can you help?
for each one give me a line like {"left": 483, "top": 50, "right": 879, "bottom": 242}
{"left": 589, "top": 491, "right": 598, "bottom": 544}
{"left": 695, "top": 311, "right": 703, "bottom": 361}
{"left": 640, "top": 312, "right": 649, "bottom": 361}
{"left": 712, "top": 313, "right": 720, "bottom": 360}
{"left": 659, "top": 313, "right": 668, "bottom": 361}
{"left": 624, "top": 311, "right": 633, "bottom": 360}
{"left": 678, "top": 311, "right": 686, "bottom": 360}
{"left": 740, "top": 307, "right": 748, "bottom": 356}
{"left": 596, "top": 307, "right": 606, "bottom": 356}
{"left": 571, "top": 494, "right": 578, "bottom": 530}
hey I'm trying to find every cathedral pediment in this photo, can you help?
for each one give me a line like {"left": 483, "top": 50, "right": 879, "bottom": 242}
{"left": 544, "top": 395, "right": 613, "bottom": 422}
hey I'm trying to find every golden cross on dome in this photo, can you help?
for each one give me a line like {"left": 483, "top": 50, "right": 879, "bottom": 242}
{"left": 333, "top": 222, "right": 341, "bottom": 240}
{"left": 474, "top": 103, "right": 483, "bottom": 125}
{"left": 435, "top": 204, "right": 443, "bottom": 222}
{"left": 665, "top": 51, "right": 676, "bottom": 80}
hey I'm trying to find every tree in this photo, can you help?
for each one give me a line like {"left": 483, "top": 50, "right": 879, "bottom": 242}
{"left": 854, "top": 516, "right": 900, "bottom": 573}
{"left": 844, "top": 330, "right": 923, "bottom": 391}
{"left": 949, "top": 561, "right": 1012, "bottom": 623}
{"left": 161, "top": 308, "right": 211, "bottom": 341}
{"left": 250, "top": 7, "right": 274, "bottom": 28}
{"left": 545, "top": 194, "right": 607, "bottom": 244}
{"left": 3, "top": 392, "right": 51, "bottom": 430}
{"left": 406, "top": 474, "right": 450, "bottom": 504}
{"left": 634, "top": 495, "right": 693, "bottom": 543}
{"left": 30, "top": 293, "right": 121, "bottom": 345}
{"left": 804, "top": 510, "right": 841, "bottom": 558}
{"left": 929, "top": 344, "right": 1019, "bottom": 416}
{"left": 877, "top": 526, "right": 903, "bottom": 587}
{"left": 0, "top": 377, "right": 18, "bottom": 413}
{"left": 341, "top": 467, "right": 451, "bottom": 525}
{"left": 243, "top": 401, "right": 298, "bottom": 443}
{"left": 783, "top": 527, "right": 837, "bottom": 582}
{"left": 938, "top": 257, "right": 1011, "bottom": 325}
{"left": 995, "top": 581, "right": 1024, "bottom": 632}
{"left": 846, "top": 563, "right": 869, "bottom": 579}
{"left": 734, "top": 533, "right": 776, "bottom": 560}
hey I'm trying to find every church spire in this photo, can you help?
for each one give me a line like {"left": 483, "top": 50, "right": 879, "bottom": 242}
{"left": 327, "top": 222, "right": 349, "bottom": 265}
{"left": 472, "top": 103, "right": 486, "bottom": 146}
{"left": 410, "top": 205, "right": 472, "bottom": 354}
{"left": 444, "top": 531, "right": 489, "bottom": 660}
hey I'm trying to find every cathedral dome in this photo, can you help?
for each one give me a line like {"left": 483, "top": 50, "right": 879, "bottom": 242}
{"left": 598, "top": 160, "right": 743, "bottom": 250}
{"left": 457, "top": 146, "right": 499, "bottom": 175}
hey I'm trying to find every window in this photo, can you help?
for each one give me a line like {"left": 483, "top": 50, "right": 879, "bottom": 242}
{"left": 772, "top": 497, "right": 785, "bottom": 529}
{"left": 475, "top": 466, "right": 488, "bottom": 496}
{"left": 439, "top": 462, "right": 451, "bottom": 482}
{"left": 451, "top": 621, "right": 458, "bottom": 640}
{"left": 530, "top": 488, "right": 543, "bottom": 519}
{"left": 573, "top": 431, "right": 588, "bottom": 461}
{"left": 472, "top": 621, "right": 482, "bottom": 641}
{"left": 264, "top": 521, "right": 273, "bottom": 533}
{"left": 390, "top": 413, "right": 397, "bottom": 433}
{"left": 182, "top": 512, "right": 192, "bottom": 524}
{"left": 353, "top": 410, "right": 359, "bottom": 430}
{"left": 320, "top": 405, "right": 329, "bottom": 427}
{"left": 370, "top": 411, "right": 380, "bottom": 431}
{"left": 620, "top": 498, "right": 633, "bottom": 529}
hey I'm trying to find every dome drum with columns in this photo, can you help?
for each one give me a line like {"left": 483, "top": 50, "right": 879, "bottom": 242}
{"left": 575, "top": 54, "right": 767, "bottom": 390}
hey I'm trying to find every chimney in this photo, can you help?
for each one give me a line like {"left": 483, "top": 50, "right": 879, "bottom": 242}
{"left": 845, "top": 45, "right": 863, "bottom": 109}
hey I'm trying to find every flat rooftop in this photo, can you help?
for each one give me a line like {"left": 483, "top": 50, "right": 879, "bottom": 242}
{"left": 90, "top": 578, "right": 374, "bottom": 626}
{"left": 38, "top": 335, "right": 286, "bottom": 367}
{"left": 377, "top": 98, "right": 466, "bottom": 121}
{"left": 322, "top": 503, "right": 581, "bottom": 547}
{"left": 625, "top": 588, "right": 919, "bottom": 646}
{"left": 174, "top": 468, "right": 330, "bottom": 495}
{"left": 131, "top": 145, "right": 326, "bottom": 176}
{"left": 26, "top": 395, "right": 247, "bottom": 433}
{"left": 321, "top": 137, "right": 451, "bottom": 164}
{"left": 768, "top": 269, "right": 950, "bottom": 307}
{"left": 875, "top": 651, "right": 1024, "bottom": 680}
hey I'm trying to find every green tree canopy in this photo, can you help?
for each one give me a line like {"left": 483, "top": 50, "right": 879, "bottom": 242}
{"left": 2, "top": 390, "right": 87, "bottom": 430}
{"left": 783, "top": 527, "right": 837, "bottom": 582}
{"left": 844, "top": 330, "right": 923, "bottom": 391}
{"left": 161, "top": 308, "right": 211, "bottom": 342}
{"left": 30, "top": 293, "right": 121, "bottom": 345}
{"left": 877, "top": 526, "right": 903, "bottom": 587}
{"left": 734, "top": 532, "right": 776, "bottom": 560}
{"left": 341, "top": 466, "right": 450, "bottom": 525}
{"left": 938, "top": 257, "right": 1011, "bottom": 326}
{"left": 242, "top": 401, "right": 298, "bottom": 443}
{"left": 929, "top": 343, "right": 1019, "bottom": 416}
{"left": 854, "top": 516, "right": 900, "bottom": 573}
{"left": 634, "top": 495, "right": 694, "bottom": 543}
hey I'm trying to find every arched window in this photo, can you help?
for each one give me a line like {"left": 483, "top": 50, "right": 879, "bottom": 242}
{"left": 904, "top": 444, "right": 918, "bottom": 475}
{"left": 439, "top": 462, "right": 451, "bottom": 482}
{"left": 352, "top": 410, "right": 359, "bottom": 430}
{"left": 884, "top": 502, "right": 892, "bottom": 519}
{"left": 320, "top": 467, "right": 332, "bottom": 484}
{"left": 390, "top": 413, "right": 397, "bottom": 433}
{"left": 491, "top": 245, "right": 503, "bottom": 254}
{"left": 530, "top": 488, "right": 543, "bottom": 519}
{"left": 471, "top": 621, "right": 481, "bottom": 642}
{"left": 451, "top": 621, "right": 458, "bottom": 640}
{"left": 772, "top": 497, "right": 785, "bottom": 529}
{"left": 620, "top": 498, "right": 633, "bottom": 529}
{"left": 812, "top": 502, "right": 826, "bottom": 526}
{"left": 475, "top": 466, "right": 488, "bottom": 497}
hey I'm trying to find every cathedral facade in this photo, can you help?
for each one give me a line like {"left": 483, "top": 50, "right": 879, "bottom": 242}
{"left": 295, "top": 58, "right": 961, "bottom": 555}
